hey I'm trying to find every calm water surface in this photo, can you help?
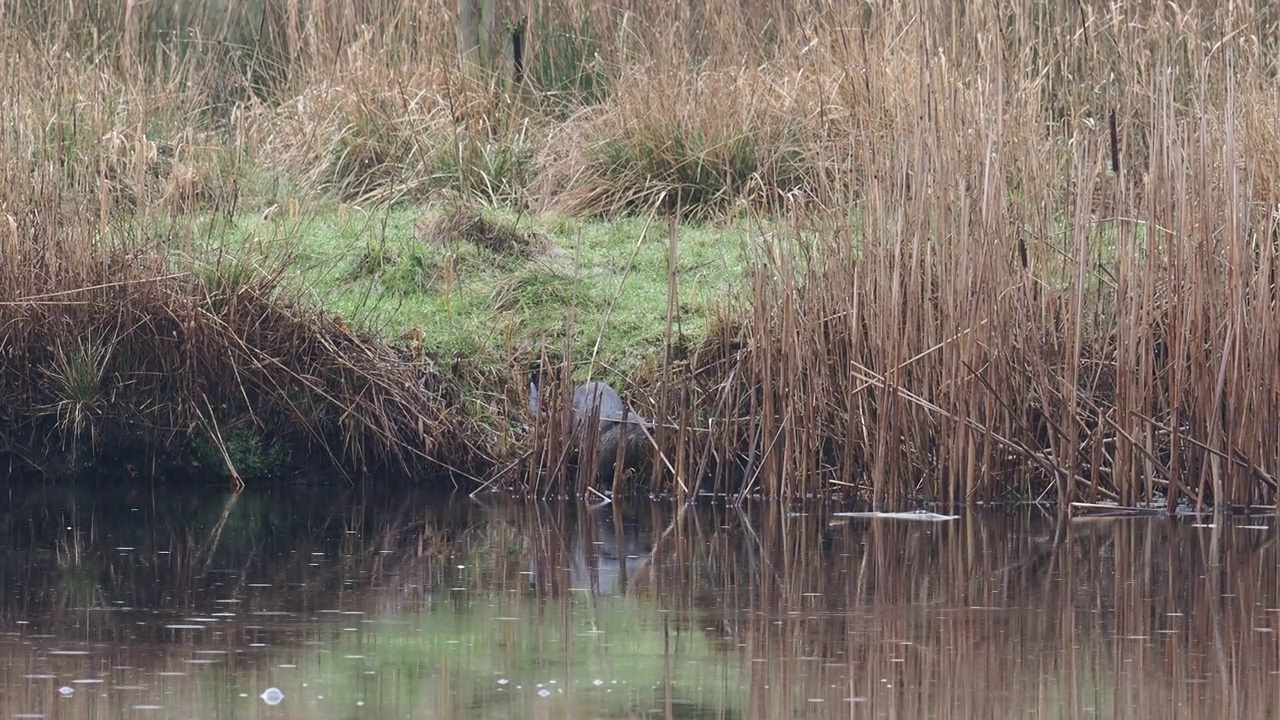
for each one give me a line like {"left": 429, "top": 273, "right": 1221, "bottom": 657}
{"left": 0, "top": 483, "right": 1278, "bottom": 719}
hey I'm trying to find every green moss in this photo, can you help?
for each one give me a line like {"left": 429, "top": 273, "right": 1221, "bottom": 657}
{"left": 190, "top": 424, "right": 291, "bottom": 481}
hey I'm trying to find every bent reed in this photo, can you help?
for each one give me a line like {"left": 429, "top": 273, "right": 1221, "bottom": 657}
{"left": 3, "top": 1, "right": 1278, "bottom": 509}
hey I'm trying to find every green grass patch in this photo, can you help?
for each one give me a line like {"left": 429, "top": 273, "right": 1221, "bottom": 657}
{"left": 195, "top": 201, "right": 756, "bottom": 379}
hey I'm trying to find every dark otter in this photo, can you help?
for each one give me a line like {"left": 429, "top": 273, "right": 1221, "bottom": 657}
{"left": 531, "top": 381, "right": 653, "bottom": 481}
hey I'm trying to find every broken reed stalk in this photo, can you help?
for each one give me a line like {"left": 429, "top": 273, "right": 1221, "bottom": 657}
{"left": 659, "top": 215, "right": 679, "bottom": 499}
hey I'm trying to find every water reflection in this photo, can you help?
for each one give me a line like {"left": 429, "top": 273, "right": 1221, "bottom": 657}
{"left": 522, "top": 501, "right": 654, "bottom": 595}
{"left": 0, "top": 484, "right": 1277, "bottom": 718}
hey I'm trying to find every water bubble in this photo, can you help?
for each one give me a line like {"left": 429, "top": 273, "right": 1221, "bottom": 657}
{"left": 58, "top": 687, "right": 74, "bottom": 696}
{"left": 496, "top": 678, "right": 509, "bottom": 685}
{"left": 260, "top": 688, "right": 284, "bottom": 705}
{"left": 537, "top": 689, "right": 551, "bottom": 698}
{"left": 593, "top": 679, "right": 604, "bottom": 686}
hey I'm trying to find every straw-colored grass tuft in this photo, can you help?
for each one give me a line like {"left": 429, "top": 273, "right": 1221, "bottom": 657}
{"left": 420, "top": 205, "right": 550, "bottom": 258}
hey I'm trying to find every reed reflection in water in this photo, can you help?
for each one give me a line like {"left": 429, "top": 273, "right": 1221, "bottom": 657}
{"left": 0, "top": 485, "right": 1276, "bottom": 718}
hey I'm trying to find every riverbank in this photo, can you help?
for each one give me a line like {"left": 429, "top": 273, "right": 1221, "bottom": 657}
{"left": 3, "top": 1, "right": 1278, "bottom": 509}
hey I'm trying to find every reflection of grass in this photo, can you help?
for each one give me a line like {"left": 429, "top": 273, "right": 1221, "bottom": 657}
{"left": 52, "top": 557, "right": 102, "bottom": 611}
{"left": 54, "top": 511, "right": 102, "bottom": 611}
{"left": 293, "top": 595, "right": 745, "bottom": 717}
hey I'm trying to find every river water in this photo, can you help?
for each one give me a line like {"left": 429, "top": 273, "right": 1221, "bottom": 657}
{"left": 0, "top": 483, "right": 1276, "bottom": 719}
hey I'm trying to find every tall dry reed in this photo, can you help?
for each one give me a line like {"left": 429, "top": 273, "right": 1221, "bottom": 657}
{"left": 635, "top": 0, "right": 1280, "bottom": 510}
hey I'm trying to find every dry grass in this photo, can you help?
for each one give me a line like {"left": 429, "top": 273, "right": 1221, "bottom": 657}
{"left": 618, "top": 1, "right": 1280, "bottom": 509}
{"left": 418, "top": 205, "right": 550, "bottom": 258}
{"left": 3, "top": 0, "right": 1279, "bottom": 504}
{"left": 0, "top": 152, "right": 479, "bottom": 480}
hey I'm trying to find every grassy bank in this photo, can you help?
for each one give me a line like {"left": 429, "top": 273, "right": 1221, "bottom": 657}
{"left": 2, "top": 1, "right": 1278, "bottom": 510}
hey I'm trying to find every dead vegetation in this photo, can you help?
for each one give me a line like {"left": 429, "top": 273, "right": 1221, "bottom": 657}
{"left": 0, "top": 157, "right": 479, "bottom": 482}
{"left": 2, "top": 0, "right": 1279, "bottom": 507}
{"left": 418, "top": 206, "right": 550, "bottom": 259}
{"left": 514, "top": 1, "right": 1280, "bottom": 510}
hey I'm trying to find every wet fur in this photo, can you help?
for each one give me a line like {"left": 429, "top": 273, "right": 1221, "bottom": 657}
{"left": 531, "top": 381, "right": 653, "bottom": 481}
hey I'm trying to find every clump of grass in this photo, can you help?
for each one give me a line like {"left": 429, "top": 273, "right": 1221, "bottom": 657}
{"left": 344, "top": 244, "right": 400, "bottom": 282}
{"left": 253, "top": 62, "right": 537, "bottom": 206}
{"left": 41, "top": 333, "right": 114, "bottom": 454}
{"left": 420, "top": 204, "right": 550, "bottom": 258}
{"left": 534, "top": 67, "right": 839, "bottom": 218}
{"left": 490, "top": 264, "right": 579, "bottom": 316}
{"left": 187, "top": 423, "right": 291, "bottom": 480}
{"left": 525, "top": 15, "right": 613, "bottom": 112}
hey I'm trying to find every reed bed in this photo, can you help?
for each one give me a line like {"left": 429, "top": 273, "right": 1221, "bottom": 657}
{"left": 610, "top": 1, "right": 1280, "bottom": 509}
{"left": 514, "top": 1, "right": 1280, "bottom": 510}
{"left": 3, "top": 0, "right": 1278, "bottom": 505}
